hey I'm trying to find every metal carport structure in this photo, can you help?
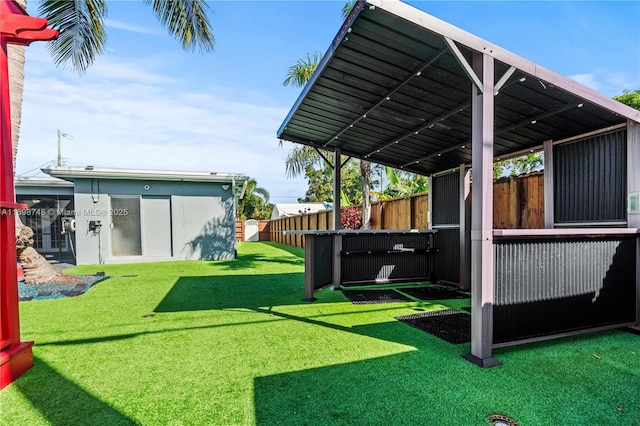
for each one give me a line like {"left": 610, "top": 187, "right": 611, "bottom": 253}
{"left": 277, "top": 0, "right": 640, "bottom": 366}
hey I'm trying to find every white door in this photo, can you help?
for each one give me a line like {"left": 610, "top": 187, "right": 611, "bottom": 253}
{"left": 244, "top": 219, "right": 259, "bottom": 242}
{"left": 141, "top": 196, "right": 172, "bottom": 257}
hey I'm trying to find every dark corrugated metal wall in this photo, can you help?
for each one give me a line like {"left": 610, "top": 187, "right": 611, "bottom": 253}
{"left": 432, "top": 172, "right": 460, "bottom": 225}
{"left": 554, "top": 129, "right": 627, "bottom": 224}
{"left": 493, "top": 236, "right": 637, "bottom": 344}
{"left": 312, "top": 235, "right": 333, "bottom": 290}
{"left": 340, "top": 234, "right": 432, "bottom": 286}
{"left": 432, "top": 171, "right": 461, "bottom": 284}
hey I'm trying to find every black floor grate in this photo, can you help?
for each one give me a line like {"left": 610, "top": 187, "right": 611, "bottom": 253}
{"left": 342, "top": 289, "right": 411, "bottom": 305}
{"left": 399, "top": 286, "right": 469, "bottom": 301}
{"left": 396, "top": 309, "right": 471, "bottom": 344}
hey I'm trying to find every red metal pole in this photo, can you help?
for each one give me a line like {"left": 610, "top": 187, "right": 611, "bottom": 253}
{"left": 0, "top": 0, "right": 57, "bottom": 389}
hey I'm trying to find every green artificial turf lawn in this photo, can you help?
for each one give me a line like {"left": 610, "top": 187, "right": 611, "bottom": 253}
{"left": 1, "top": 242, "right": 639, "bottom": 425}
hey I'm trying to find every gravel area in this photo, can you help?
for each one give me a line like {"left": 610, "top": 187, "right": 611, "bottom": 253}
{"left": 18, "top": 275, "right": 109, "bottom": 301}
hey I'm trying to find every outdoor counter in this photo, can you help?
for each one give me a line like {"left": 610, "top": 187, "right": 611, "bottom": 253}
{"left": 285, "top": 229, "right": 438, "bottom": 301}
{"left": 490, "top": 227, "right": 639, "bottom": 346}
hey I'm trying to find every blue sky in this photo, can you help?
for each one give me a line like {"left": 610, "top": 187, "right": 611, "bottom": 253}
{"left": 18, "top": 1, "right": 640, "bottom": 203}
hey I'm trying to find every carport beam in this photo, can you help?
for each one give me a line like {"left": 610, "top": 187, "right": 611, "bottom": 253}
{"left": 464, "top": 52, "right": 501, "bottom": 367}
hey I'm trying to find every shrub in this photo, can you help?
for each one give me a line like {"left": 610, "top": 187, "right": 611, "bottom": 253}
{"left": 341, "top": 206, "right": 362, "bottom": 230}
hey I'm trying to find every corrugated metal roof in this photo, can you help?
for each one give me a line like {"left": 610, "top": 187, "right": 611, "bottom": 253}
{"left": 277, "top": 0, "right": 640, "bottom": 177}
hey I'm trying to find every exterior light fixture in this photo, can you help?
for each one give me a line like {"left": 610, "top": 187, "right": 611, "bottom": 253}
{"left": 531, "top": 120, "right": 537, "bottom": 124}
{"left": 416, "top": 71, "right": 421, "bottom": 76}
{"left": 488, "top": 414, "right": 519, "bottom": 426}
{"left": 578, "top": 103, "right": 584, "bottom": 108}
{"left": 386, "top": 97, "right": 391, "bottom": 101}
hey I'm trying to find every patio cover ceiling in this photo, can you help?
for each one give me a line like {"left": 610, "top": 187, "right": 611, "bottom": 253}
{"left": 277, "top": 0, "right": 640, "bottom": 177}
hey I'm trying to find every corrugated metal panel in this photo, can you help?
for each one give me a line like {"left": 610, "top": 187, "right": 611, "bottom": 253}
{"left": 340, "top": 234, "right": 431, "bottom": 286}
{"left": 493, "top": 237, "right": 637, "bottom": 344}
{"left": 312, "top": 235, "right": 333, "bottom": 290}
{"left": 554, "top": 129, "right": 627, "bottom": 224}
{"left": 432, "top": 171, "right": 460, "bottom": 225}
{"left": 431, "top": 171, "right": 461, "bottom": 285}
{"left": 432, "top": 228, "right": 460, "bottom": 284}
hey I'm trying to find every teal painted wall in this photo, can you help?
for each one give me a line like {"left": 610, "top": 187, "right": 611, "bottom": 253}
{"left": 73, "top": 179, "right": 236, "bottom": 264}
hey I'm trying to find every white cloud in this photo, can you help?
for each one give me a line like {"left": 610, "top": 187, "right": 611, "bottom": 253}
{"left": 16, "top": 48, "right": 307, "bottom": 203}
{"left": 104, "top": 18, "right": 159, "bottom": 35}
{"left": 569, "top": 72, "right": 638, "bottom": 98}
{"left": 568, "top": 73, "right": 603, "bottom": 92}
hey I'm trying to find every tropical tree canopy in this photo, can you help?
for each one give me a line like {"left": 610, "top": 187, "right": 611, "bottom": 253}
{"left": 372, "top": 166, "right": 428, "bottom": 200}
{"left": 237, "top": 178, "right": 273, "bottom": 220}
{"left": 282, "top": 52, "right": 322, "bottom": 88}
{"left": 38, "top": 0, "right": 215, "bottom": 73}
{"left": 614, "top": 89, "right": 640, "bottom": 111}
{"left": 298, "top": 158, "right": 366, "bottom": 204}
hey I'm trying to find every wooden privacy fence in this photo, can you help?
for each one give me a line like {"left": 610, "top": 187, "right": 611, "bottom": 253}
{"left": 245, "top": 171, "right": 544, "bottom": 248}
{"left": 235, "top": 220, "right": 270, "bottom": 242}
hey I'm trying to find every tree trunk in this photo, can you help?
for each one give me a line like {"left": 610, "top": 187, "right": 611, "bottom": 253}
{"left": 360, "top": 160, "right": 371, "bottom": 229}
{"left": 8, "top": 43, "right": 24, "bottom": 171}
{"left": 16, "top": 215, "right": 65, "bottom": 284}
{"left": 9, "top": 0, "right": 69, "bottom": 285}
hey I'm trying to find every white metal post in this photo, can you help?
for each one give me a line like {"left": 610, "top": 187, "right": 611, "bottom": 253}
{"left": 543, "top": 139, "right": 554, "bottom": 228}
{"left": 627, "top": 120, "right": 640, "bottom": 330}
{"left": 459, "top": 164, "right": 471, "bottom": 291}
{"left": 464, "top": 52, "right": 500, "bottom": 367}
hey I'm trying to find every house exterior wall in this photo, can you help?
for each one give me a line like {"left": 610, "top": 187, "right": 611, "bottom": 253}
{"left": 73, "top": 178, "right": 236, "bottom": 265}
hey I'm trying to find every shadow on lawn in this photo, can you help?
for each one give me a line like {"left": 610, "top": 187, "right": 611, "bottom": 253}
{"left": 14, "top": 356, "right": 136, "bottom": 425}
{"left": 253, "top": 330, "right": 640, "bottom": 426}
{"left": 154, "top": 272, "right": 320, "bottom": 312}
{"left": 213, "top": 252, "right": 304, "bottom": 271}
{"left": 253, "top": 350, "right": 475, "bottom": 426}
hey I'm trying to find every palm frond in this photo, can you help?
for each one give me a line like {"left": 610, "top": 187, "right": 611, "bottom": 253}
{"left": 285, "top": 145, "right": 324, "bottom": 178}
{"left": 341, "top": 0, "right": 358, "bottom": 20}
{"left": 282, "top": 52, "right": 322, "bottom": 88}
{"left": 253, "top": 187, "right": 270, "bottom": 204}
{"left": 39, "top": 0, "right": 108, "bottom": 73}
{"left": 143, "top": 0, "right": 215, "bottom": 52}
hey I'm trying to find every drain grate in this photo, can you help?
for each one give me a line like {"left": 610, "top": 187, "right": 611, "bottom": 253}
{"left": 342, "top": 289, "right": 411, "bottom": 305}
{"left": 395, "top": 309, "right": 470, "bottom": 344}
{"left": 399, "top": 286, "right": 469, "bottom": 301}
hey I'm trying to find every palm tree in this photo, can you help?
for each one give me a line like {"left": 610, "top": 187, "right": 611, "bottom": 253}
{"left": 282, "top": 52, "right": 322, "bottom": 88}
{"left": 9, "top": 0, "right": 215, "bottom": 283}
{"left": 282, "top": 0, "right": 374, "bottom": 228}
{"left": 237, "top": 178, "right": 271, "bottom": 220}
